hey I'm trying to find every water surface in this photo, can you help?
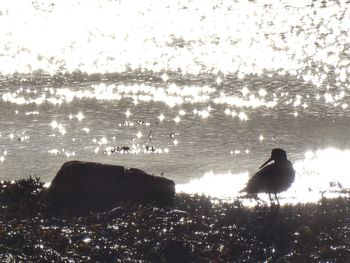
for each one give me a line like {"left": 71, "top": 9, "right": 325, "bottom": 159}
{"left": 1, "top": 0, "right": 350, "bottom": 204}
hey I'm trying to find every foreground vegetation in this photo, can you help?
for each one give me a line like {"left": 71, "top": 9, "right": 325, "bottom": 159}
{"left": 0, "top": 178, "right": 349, "bottom": 262}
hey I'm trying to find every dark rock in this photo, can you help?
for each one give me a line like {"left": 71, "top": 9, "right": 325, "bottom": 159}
{"left": 46, "top": 161, "right": 175, "bottom": 213}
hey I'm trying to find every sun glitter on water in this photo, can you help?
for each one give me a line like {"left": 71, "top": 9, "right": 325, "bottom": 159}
{"left": 177, "top": 148, "right": 350, "bottom": 205}
{"left": 0, "top": 0, "right": 349, "bottom": 86}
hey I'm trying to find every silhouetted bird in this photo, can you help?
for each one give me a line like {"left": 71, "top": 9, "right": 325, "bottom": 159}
{"left": 241, "top": 148, "right": 295, "bottom": 205}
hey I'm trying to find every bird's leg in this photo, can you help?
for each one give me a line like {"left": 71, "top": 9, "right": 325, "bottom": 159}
{"left": 268, "top": 193, "right": 272, "bottom": 204}
{"left": 274, "top": 193, "right": 280, "bottom": 206}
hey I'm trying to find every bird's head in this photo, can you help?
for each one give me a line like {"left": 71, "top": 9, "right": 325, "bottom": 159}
{"left": 259, "top": 148, "right": 288, "bottom": 169}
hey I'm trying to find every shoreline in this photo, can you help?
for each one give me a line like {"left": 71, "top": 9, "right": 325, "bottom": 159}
{"left": 1, "top": 178, "right": 350, "bottom": 261}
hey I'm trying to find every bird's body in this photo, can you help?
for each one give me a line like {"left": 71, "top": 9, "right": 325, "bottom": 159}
{"left": 241, "top": 148, "right": 295, "bottom": 204}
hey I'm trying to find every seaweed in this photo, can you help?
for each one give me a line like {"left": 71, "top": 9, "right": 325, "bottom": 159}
{"left": 0, "top": 178, "right": 350, "bottom": 262}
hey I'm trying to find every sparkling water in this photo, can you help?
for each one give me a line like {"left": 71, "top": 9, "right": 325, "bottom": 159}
{"left": 1, "top": 0, "right": 350, "bottom": 204}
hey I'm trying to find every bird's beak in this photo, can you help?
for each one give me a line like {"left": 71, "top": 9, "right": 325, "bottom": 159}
{"left": 259, "top": 157, "right": 272, "bottom": 169}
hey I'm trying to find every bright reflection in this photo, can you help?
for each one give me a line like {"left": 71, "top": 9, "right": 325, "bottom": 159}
{"left": 193, "top": 109, "right": 210, "bottom": 119}
{"left": 125, "top": 110, "right": 131, "bottom": 118}
{"left": 83, "top": 237, "right": 91, "bottom": 243}
{"left": 48, "top": 149, "right": 75, "bottom": 158}
{"left": 1, "top": 0, "right": 349, "bottom": 85}
{"left": 291, "top": 148, "right": 350, "bottom": 202}
{"left": 136, "top": 131, "right": 142, "bottom": 139}
{"left": 81, "top": 128, "right": 90, "bottom": 133}
{"left": 2, "top": 83, "right": 217, "bottom": 108}
{"left": 179, "top": 110, "right": 186, "bottom": 116}
{"left": 158, "top": 114, "right": 165, "bottom": 122}
{"left": 177, "top": 171, "right": 250, "bottom": 200}
{"left": 173, "top": 116, "right": 181, "bottom": 123}
{"left": 76, "top": 112, "right": 85, "bottom": 121}
{"left": 99, "top": 137, "right": 108, "bottom": 145}
{"left": 50, "top": 121, "right": 66, "bottom": 135}
{"left": 177, "top": 148, "right": 350, "bottom": 205}
{"left": 3, "top": 78, "right": 339, "bottom": 119}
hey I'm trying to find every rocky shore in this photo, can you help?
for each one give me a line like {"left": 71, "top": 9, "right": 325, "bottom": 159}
{"left": 0, "top": 177, "right": 350, "bottom": 262}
